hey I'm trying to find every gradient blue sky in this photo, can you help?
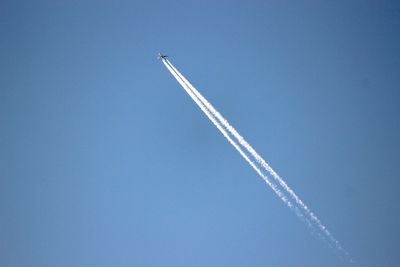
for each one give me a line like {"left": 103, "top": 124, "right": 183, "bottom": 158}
{"left": 1, "top": 1, "right": 400, "bottom": 266}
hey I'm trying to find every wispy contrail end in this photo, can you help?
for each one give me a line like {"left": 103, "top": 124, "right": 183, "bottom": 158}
{"left": 161, "top": 58, "right": 354, "bottom": 264}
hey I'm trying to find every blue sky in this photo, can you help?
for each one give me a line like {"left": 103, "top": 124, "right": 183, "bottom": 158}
{"left": 1, "top": 1, "right": 400, "bottom": 266}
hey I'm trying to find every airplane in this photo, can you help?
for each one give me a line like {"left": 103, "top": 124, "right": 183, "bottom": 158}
{"left": 157, "top": 53, "right": 168, "bottom": 60}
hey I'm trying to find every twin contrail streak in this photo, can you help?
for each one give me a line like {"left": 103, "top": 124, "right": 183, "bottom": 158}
{"left": 161, "top": 58, "right": 352, "bottom": 263}
{"left": 162, "top": 60, "right": 296, "bottom": 211}
{"left": 165, "top": 59, "right": 342, "bottom": 248}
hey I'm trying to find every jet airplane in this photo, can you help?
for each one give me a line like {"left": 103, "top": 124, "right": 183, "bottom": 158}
{"left": 157, "top": 53, "right": 168, "bottom": 60}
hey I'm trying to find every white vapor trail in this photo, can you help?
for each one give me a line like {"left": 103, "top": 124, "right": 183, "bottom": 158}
{"left": 165, "top": 60, "right": 342, "bottom": 248}
{"left": 162, "top": 59, "right": 302, "bottom": 215}
{"left": 162, "top": 58, "right": 352, "bottom": 263}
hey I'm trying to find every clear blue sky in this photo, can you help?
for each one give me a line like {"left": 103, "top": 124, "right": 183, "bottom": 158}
{"left": 1, "top": 1, "right": 400, "bottom": 266}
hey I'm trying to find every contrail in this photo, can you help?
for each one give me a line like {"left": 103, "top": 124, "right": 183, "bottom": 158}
{"left": 166, "top": 60, "right": 318, "bottom": 219}
{"left": 165, "top": 60, "right": 341, "bottom": 242}
{"left": 162, "top": 58, "right": 353, "bottom": 263}
{"left": 162, "top": 59, "right": 304, "bottom": 216}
